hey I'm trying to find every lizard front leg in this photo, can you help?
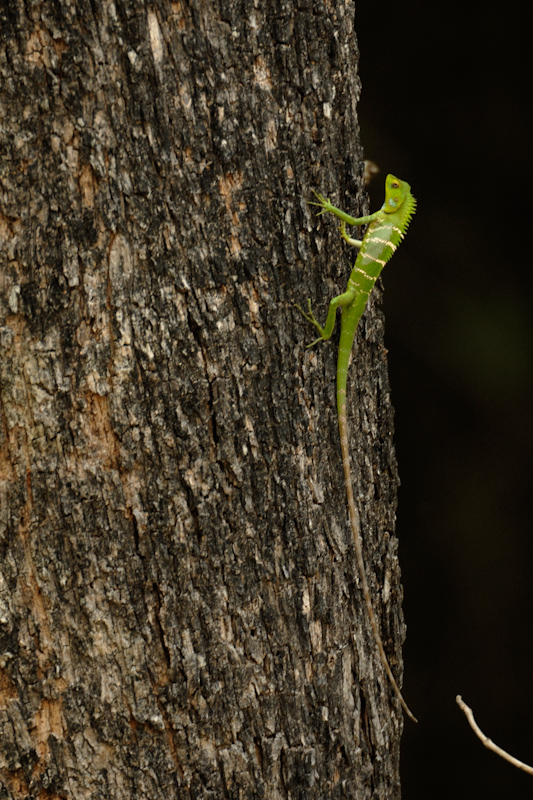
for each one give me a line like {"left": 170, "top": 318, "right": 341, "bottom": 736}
{"left": 339, "top": 220, "right": 363, "bottom": 248}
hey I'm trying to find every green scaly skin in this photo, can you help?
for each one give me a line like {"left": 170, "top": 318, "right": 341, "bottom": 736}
{"left": 296, "top": 174, "right": 417, "bottom": 722}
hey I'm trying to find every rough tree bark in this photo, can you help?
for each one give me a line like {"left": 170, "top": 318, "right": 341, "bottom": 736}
{"left": 0, "top": 1, "right": 409, "bottom": 798}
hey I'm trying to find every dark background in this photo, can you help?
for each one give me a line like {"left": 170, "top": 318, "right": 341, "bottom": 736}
{"left": 356, "top": 3, "right": 533, "bottom": 797}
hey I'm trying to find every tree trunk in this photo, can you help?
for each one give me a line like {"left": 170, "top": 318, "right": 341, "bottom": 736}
{"left": 0, "top": 2, "right": 407, "bottom": 798}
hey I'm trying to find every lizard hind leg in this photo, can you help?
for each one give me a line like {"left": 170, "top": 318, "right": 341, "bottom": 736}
{"left": 293, "top": 299, "right": 326, "bottom": 346}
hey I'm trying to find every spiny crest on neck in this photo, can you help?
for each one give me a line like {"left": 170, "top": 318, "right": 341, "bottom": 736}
{"left": 399, "top": 191, "right": 416, "bottom": 234}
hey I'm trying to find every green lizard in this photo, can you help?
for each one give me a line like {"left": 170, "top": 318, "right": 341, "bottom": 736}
{"left": 296, "top": 174, "right": 417, "bottom": 722}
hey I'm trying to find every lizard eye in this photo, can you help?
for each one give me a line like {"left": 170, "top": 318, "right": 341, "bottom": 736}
{"left": 391, "top": 181, "right": 399, "bottom": 188}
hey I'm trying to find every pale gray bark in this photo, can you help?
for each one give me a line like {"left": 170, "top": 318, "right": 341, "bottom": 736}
{"left": 0, "top": 1, "right": 407, "bottom": 798}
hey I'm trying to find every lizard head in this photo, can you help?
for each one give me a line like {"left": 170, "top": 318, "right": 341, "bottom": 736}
{"left": 383, "top": 174, "right": 411, "bottom": 213}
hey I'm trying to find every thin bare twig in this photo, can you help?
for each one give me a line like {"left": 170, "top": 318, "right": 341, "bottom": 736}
{"left": 456, "top": 695, "right": 533, "bottom": 776}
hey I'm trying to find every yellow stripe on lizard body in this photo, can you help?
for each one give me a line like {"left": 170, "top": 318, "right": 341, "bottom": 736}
{"left": 295, "top": 174, "right": 417, "bottom": 722}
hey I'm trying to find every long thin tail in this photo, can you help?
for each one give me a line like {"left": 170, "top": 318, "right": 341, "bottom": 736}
{"left": 338, "top": 382, "right": 417, "bottom": 723}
